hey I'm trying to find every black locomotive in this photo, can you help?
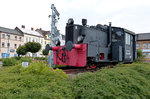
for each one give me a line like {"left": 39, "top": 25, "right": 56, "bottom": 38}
{"left": 47, "top": 18, "right": 136, "bottom": 67}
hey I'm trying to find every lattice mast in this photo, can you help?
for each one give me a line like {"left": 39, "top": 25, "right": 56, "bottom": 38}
{"left": 49, "top": 4, "right": 60, "bottom": 67}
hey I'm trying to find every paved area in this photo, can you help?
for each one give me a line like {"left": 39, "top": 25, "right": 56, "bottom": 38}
{"left": 0, "top": 61, "right": 2, "bottom": 67}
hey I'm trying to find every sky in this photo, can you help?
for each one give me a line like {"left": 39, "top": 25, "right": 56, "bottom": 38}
{"left": 0, "top": 0, "right": 150, "bottom": 34}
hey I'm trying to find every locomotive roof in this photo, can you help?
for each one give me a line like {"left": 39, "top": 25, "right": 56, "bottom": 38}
{"left": 112, "top": 27, "right": 136, "bottom": 35}
{"left": 123, "top": 28, "right": 136, "bottom": 35}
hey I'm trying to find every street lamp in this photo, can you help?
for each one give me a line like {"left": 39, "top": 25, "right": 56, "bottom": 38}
{"left": 6, "top": 33, "right": 10, "bottom": 58}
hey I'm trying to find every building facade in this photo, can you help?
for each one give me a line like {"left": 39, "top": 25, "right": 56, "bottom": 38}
{"left": 36, "top": 28, "right": 50, "bottom": 46}
{"left": 15, "top": 26, "right": 44, "bottom": 57}
{"left": 136, "top": 33, "right": 150, "bottom": 59}
{"left": 0, "top": 26, "right": 24, "bottom": 58}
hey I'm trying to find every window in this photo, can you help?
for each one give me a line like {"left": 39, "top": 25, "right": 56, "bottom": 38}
{"left": 136, "top": 43, "right": 139, "bottom": 49}
{"left": 143, "top": 43, "right": 147, "bottom": 49}
{"left": 26, "top": 37, "right": 28, "bottom": 42}
{"left": 14, "top": 44, "right": 17, "bottom": 48}
{"left": 45, "top": 41, "right": 46, "bottom": 44}
{"left": 112, "top": 28, "right": 123, "bottom": 42}
{"left": 19, "top": 44, "right": 21, "bottom": 47}
{"left": 2, "top": 34, "right": 5, "bottom": 39}
{"left": 19, "top": 37, "right": 21, "bottom": 41}
{"left": 15, "top": 36, "right": 17, "bottom": 40}
{"left": 36, "top": 38, "right": 38, "bottom": 42}
{"left": 32, "top": 38, "right": 34, "bottom": 42}
{"left": 2, "top": 42, "right": 5, "bottom": 47}
{"left": 125, "top": 33, "right": 131, "bottom": 45}
{"left": 29, "top": 37, "right": 31, "bottom": 42}
{"left": 148, "top": 43, "right": 150, "bottom": 49}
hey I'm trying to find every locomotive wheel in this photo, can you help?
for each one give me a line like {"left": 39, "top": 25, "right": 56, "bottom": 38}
{"left": 89, "top": 64, "right": 97, "bottom": 68}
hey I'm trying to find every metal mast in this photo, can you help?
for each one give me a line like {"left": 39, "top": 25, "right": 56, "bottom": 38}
{"left": 49, "top": 4, "right": 60, "bottom": 67}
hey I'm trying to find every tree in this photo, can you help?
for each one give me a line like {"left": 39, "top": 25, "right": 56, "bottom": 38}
{"left": 25, "top": 42, "right": 41, "bottom": 53}
{"left": 16, "top": 45, "right": 27, "bottom": 56}
{"left": 42, "top": 49, "right": 49, "bottom": 56}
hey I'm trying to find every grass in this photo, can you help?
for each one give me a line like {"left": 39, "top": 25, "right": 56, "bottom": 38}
{"left": 71, "top": 62, "right": 150, "bottom": 99}
{"left": 0, "top": 62, "right": 150, "bottom": 98}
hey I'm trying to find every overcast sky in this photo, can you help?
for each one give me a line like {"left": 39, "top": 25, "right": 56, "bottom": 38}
{"left": 0, "top": 0, "right": 150, "bottom": 34}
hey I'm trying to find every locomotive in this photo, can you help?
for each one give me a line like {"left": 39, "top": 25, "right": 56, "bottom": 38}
{"left": 46, "top": 18, "right": 136, "bottom": 68}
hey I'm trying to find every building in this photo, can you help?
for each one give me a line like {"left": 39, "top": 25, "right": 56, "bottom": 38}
{"left": 15, "top": 25, "right": 44, "bottom": 57}
{"left": 36, "top": 28, "right": 65, "bottom": 46}
{"left": 36, "top": 28, "right": 50, "bottom": 46}
{"left": 0, "top": 26, "right": 24, "bottom": 58}
{"left": 136, "top": 33, "right": 150, "bottom": 59}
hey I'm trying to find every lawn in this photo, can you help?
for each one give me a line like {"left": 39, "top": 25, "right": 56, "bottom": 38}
{"left": 0, "top": 61, "right": 150, "bottom": 99}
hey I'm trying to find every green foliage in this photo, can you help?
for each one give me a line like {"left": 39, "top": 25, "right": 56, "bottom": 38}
{"left": 25, "top": 42, "right": 41, "bottom": 53}
{"left": 42, "top": 49, "right": 49, "bottom": 56}
{"left": 34, "top": 57, "right": 47, "bottom": 61}
{"left": 2, "top": 58, "right": 18, "bottom": 66}
{"left": 16, "top": 45, "right": 27, "bottom": 56}
{"left": 71, "top": 63, "right": 150, "bottom": 99}
{"left": 0, "top": 62, "right": 150, "bottom": 98}
{"left": 0, "top": 61, "right": 71, "bottom": 98}
{"left": 136, "top": 49, "right": 145, "bottom": 62}
{"left": 2, "top": 57, "right": 32, "bottom": 66}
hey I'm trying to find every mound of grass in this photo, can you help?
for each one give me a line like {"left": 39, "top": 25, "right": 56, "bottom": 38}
{"left": 71, "top": 63, "right": 150, "bottom": 99}
{"left": 0, "top": 62, "right": 72, "bottom": 98}
{"left": 0, "top": 62, "right": 150, "bottom": 98}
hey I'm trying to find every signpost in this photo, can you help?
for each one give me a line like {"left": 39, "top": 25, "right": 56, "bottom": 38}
{"left": 48, "top": 4, "right": 60, "bottom": 67}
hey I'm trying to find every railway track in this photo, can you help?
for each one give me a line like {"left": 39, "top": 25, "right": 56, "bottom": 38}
{"left": 59, "top": 65, "right": 114, "bottom": 74}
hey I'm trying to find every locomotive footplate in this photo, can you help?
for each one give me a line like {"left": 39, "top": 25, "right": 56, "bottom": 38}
{"left": 51, "top": 44, "right": 87, "bottom": 67}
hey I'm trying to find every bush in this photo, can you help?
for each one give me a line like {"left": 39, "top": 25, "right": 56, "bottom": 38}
{"left": 136, "top": 49, "right": 145, "bottom": 62}
{"left": 2, "top": 57, "right": 32, "bottom": 67}
{"left": 34, "top": 57, "right": 47, "bottom": 61}
{"left": 42, "top": 49, "right": 49, "bottom": 56}
{"left": 16, "top": 45, "right": 27, "bottom": 56}
{"left": 20, "top": 57, "right": 32, "bottom": 63}
{"left": 2, "top": 58, "right": 18, "bottom": 66}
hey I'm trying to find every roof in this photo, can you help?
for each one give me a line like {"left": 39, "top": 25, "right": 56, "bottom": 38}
{"left": 136, "top": 33, "right": 150, "bottom": 41}
{"left": 123, "top": 28, "right": 136, "bottom": 35}
{"left": 36, "top": 29, "right": 50, "bottom": 39}
{"left": 0, "top": 26, "right": 23, "bottom": 36}
{"left": 16, "top": 27, "right": 43, "bottom": 37}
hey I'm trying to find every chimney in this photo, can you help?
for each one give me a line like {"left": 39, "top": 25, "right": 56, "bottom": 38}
{"left": 40, "top": 28, "right": 42, "bottom": 30}
{"left": 31, "top": 27, "right": 34, "bottom": 31}
{"left": 22, "top": 25, "right": 25, "bottom": 28}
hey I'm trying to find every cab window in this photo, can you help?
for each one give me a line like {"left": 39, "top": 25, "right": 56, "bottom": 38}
{"left": 125, "top": 33, "right": 131, "bottom": 45}
{"left": 112, "top": 28, "right": 123, "bottom": 42}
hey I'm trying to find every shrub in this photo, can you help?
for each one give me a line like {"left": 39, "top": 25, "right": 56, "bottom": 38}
{"left": 2, "top": 58, "right": 18, "bottom": 66}
{"left": 42, "top": 49, "right": 49, "bottom": 56}
{"left": 20, "top": 57, "right": 32, "bottom": 63}
{"left": 34, "top": 57, "right": 47, "bottom": 61}
{"left": 16, "top": 45, "right": 27, "bottom": 56}
{"left": 136, "top": 49, "right": 145, "bottom": 62}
